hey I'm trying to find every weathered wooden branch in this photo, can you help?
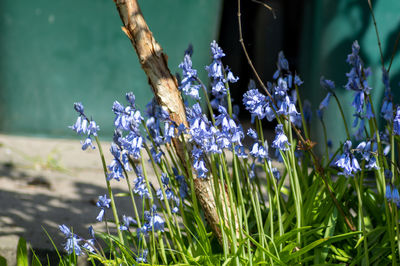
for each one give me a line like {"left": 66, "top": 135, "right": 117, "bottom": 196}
{"left": 113, "top": 0, "right": 237, "bottom": 244}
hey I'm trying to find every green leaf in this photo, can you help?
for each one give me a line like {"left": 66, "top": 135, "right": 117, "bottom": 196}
{"left": 273, "top": 226, "right": 313, "bottom": 247}
{"left": 242, "top": 231, "right": 285, "bottom": 265}
{"left": 287, "top": 231, "right": 361, "bottom": 261}
{"left": 30, "top": 249, "right": 42, "bottom": 266}
{"left": 114, "top": 193, "right": 130, "bottom": 197}
{"left": 16, "top": 237, "right": 28, "bottom": 266}
{"left": 0, "top": 256, "right": 7, "bottom": 266}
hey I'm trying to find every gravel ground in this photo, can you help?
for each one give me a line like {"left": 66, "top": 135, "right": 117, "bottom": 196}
{"left": 0, "top": 134, "right": 154, "bottom": 265}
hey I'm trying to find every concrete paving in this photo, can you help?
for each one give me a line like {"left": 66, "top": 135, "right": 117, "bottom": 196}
{"left": 0, "top": 134, "right": 152, "bottom": 265}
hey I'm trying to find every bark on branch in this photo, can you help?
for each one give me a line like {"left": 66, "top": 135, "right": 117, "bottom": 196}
{"left": 113, "top": 0, "right": 237, "bottom": 245}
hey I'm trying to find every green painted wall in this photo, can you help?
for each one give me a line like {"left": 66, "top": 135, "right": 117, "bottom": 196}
{"left": 0, "top": 0, "right": 222, "bottom": 138}
{"left": 299, "top": 0, "right": 400, "bottom": 150}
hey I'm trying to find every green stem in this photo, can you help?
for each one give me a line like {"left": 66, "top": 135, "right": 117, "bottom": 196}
{"left": 332, "top": 93, "right": 351, "bottom": 140}
{"left": 354, "top": 172, "right": 369, "bottom": 264}
{"left": 94, "top": 137, "right": 124, "bottom": 246}
{"left": 295, "top": 83, "right": 309, "bottom": 140}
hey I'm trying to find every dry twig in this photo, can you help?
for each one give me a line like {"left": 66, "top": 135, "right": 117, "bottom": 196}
{"left": 113, "top": 0, "right": 238, "bottom": 245}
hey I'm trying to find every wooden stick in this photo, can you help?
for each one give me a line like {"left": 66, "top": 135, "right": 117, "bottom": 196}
{"left": 113, "top": 0, "right": 235, "bottom": 244}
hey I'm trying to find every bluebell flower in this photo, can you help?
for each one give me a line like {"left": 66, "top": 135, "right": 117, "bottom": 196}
{"left": 81, "top": 137, "right": 95, "bottom": 150}
{"left": 386, "top": 184, "right": 392, "bottom": 201}
{"left": 206, "top": 41, "right": 232, "bottom": 98}
{"left": 225, "top": 66, "right": 239, "bottom": 83}
{"left": 88, "top": 122, "right": 99, "bottom": 136}
{"left": 320, "top": 77, "right": 335, "bottom": 90}
{"left": 356, "top": 140, "right": 378, "bottom": 170}
{"left": 119, "top": 215, "right": 137, "bottom": 231}
{"left": 144, "top": 205, "right": 165, "bottom": 232}
{"left": 393, "top": 107, "right": 400, "bottom": 135}
{"left": 385, "top": 169, "right": 393, "bottom": 180}
{"left": 59, "top": 224, "right": 83, "bottom": 256}
{"left": 352, "top": 91, "right": 365, "bottom": 114}
{"left": 393, "top": 188, "right": 400, "bottom": 207}
{"left": 150, "top": 147, "right": 163, "bottom": 164}
{"left": 133, "top": 176, "right": 151, "bottom": 199}
{"left": 179, "top": 51, "right": 201, "bottom": 100}
{"left": 193, "top": 157, "right": 208, "bottom": 178}
{"left": 157, "top": 173, "right": 175, "bottom": 202}
{"left": 107, "top": 143, "right": 127, "bottom": 181}
{"left": 69, "top": 116, "right": 86, "bottom": 134}
{"left": 381, "top": 100, "right": 393, "bottom": 121}
{"left": 214, "top": 105, "right": 244, "bottom": 146}
{"left": 210, "top": 40, "right": 225, "bottom": 59}
{"left": 136, "top": 249, "right": 148, "bottom": 263}
{"left": 385, "top": 184, "right": 400, "bottom": 207}
{"left": 270, "top": 168, "right": 280, "bottom": 180}
{"left": 247, "top": 128, "right": 258, "bottom": 139}
{"left": 82, "top": 226, "right": 96, "bottom": 253}
{"left": 96, "top": 194, "right": 111, "bottom": 222}
{"left": 119, "top": 132, "right": 143, "bottom": 159}
{"left": 344, "top": 41, "right": 372, "bottom": 120}
{"left": 177, "top": 123, "right": 186, "bottom": 136}
{"left": 250, "top": 141, "right": 269, "bottom": 161}
{"left": 365, "top": 102, "right": 374, "bottom": 120}
{"left": 235, "top": 145, "right": 248, "bottom": 158}
{"left": 272, "top": 124, "right": 290, "bottom": 151}
{"left": 164, "top": 122, "right": 176, "bottom": 144}
{"left": 319, "top": 92, "right": 332, "bottom": 111}
{"left": 126, "top": 92, "right": 136, "bottom": 107}
{"left": 88, "top": 225, "right": 95, "bottom": 239}
{"left": 334, "top": 140, "right": 361, "bottom": 176}
{"left": 243, "top": 88, "right": 267, "bottom": 122}
{"left": 73, "top": 102, "right": 85, "bottom": 115}
{"left": 192, "top": 146, "right": 208, "bottom": 178}
{"left": 82, "top": 239, "right": 95, "bottom": 253}
{"left": 249, "top": 163, "right": 256, "bottom": 180}
{"left": 69, "top": 102, "right": 100, "bottom": 150}
{"left": 173, "top": 168, "right": 188, "bottom": 199}
{"left": 112, "top": 100, "right": 143, "bottom": 132}
{"left": 294, "top": 75, "right": 303, "bottom": 86}
{"left": 273, "top": 51, "right": 289, "bottom": 79}
{"left": 276, "top": 95, "right": 298, "bottom": 117}
{"left": 275, "top": 77, "right": 289, "bottom": 97}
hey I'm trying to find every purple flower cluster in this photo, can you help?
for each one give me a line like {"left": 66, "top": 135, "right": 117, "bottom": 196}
{"left": 186, "top": 101, "right": 246, "bottom": 177}
{"left": 137, "top": 205, "right": 165, "bottom": 238}
{"left": 356, "top": 140, "right": 378, "bottom": 170}
{"left": 242, "top": 51, "right": 301, "bottom": 155}
{"left": 107, "top": 143, "right": 130, "bottom": 181}
{"left": 334, "top": 140, "right": 361, "bottom": 177}
{"left": 386, "top": 184, "right": 400, "bottom": 207}
{"left": 69, "top": 102, "right": 99, "bottom": 150}
{"left": 96, "top": 194, "right": 111, "bottom": 222}
{"left": 345, "top": 41, "right": 374, "bottom": 139}
{"left": 178, "top": 45, "right": 201, "bottom": 100}
{"left": 205, "top": 40, "right": 238, "bottom": 100}
{"left": 119, "top": 215, "right": 137, "bottom": 231}
{"left": 272, "top": 124, "right": 290, "bottom": 151}
{"left": 59, "top": 225, "right": 96, "bottom": 256}
{"left": 242, "top": 81, "right": 275, "bottom": 123}
{"left": 112, "top": 94, "right": 143, "bottom": 159}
